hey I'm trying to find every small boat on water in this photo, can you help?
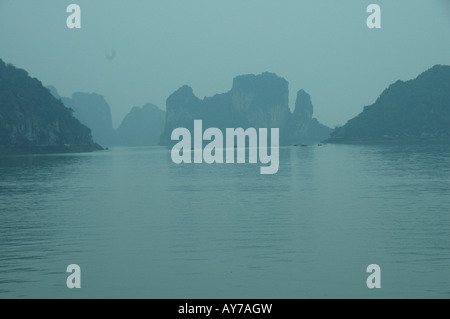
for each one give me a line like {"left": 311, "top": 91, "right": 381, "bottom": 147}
{"left": 301, "top": 144, "right": 308, "bottom": 147}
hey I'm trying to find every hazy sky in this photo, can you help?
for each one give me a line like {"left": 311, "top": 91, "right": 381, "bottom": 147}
{"left": 1, "top": 0, "right": 449, "bottom": 128}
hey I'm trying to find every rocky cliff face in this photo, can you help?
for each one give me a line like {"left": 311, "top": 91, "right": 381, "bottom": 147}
{"left": 160, "top": 72, "right": 331, "bottom": 145}
{"left": 61, "top": 92, "right": 116, "bottom": 147}
{"left": 0, "top": 59, "right": 100, "bottom": 153}
{"left": 116, "top": 103, "right": 165, "bottom": 146}
{"left": 230, "top": 73, "right": 291, "bottom": 129}
{"left": 287, "top": 89, "right": 332, "bottom": 144}
{"left": 293, "top": 90, "right": 313, "bottom": 122}
{"left": 327, "top": 65, "right": 450, "bottom": 143}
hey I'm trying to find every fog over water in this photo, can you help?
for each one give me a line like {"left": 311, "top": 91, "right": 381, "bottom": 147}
{"left": 0, "top": 0, "right": 449, "bottom": 127}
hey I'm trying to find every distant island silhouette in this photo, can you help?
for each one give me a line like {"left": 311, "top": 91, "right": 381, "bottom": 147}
{"left": 116, "top": 103, "right": 165, "bottom": 147}
{"left": 159, "top": 72, "right": 332, "bottom": 146}
{"left": 49, "top": 87, "right": 165, "bottom": 148}
{"left": 61, "top": 92, "right": 116, "bottom": 147}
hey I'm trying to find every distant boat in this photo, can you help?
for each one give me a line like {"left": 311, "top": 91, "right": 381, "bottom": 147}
{"left": 301, "top": 144, "right": 308, "bottom": 147}
{"left": 318, "top": 143, "right": 323, "bottom": 146}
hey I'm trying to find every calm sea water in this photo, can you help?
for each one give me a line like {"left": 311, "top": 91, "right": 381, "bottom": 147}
{"left": 0, "top": 144, "right": 449, "bottom": 299}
